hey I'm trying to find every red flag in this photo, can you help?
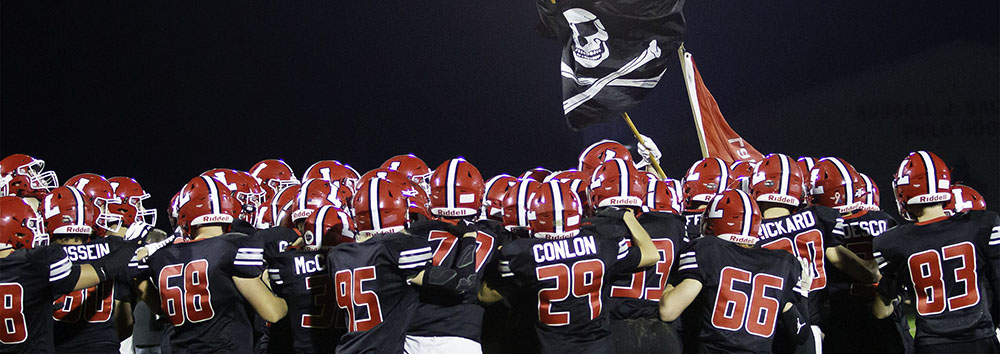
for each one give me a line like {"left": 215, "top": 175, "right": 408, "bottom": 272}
{"left": 679, "top": 47, "right": 764, "bottom": 165}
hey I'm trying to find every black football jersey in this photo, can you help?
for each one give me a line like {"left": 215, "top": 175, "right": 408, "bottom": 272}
{"left": 0, "top": 246, "right": 79, "bottom": 354}
{"left": 874, "top": 210, "right": 1000, "bottom": 346}
{"left": 827, "top": 209, "right": 896, "bottom": 297}
{"left": 405, "top": 219, "right": 499, "bottom": 342}
{"left": 254, "top": 226, "right": 301, "bottom": 266}
{"left": 754, "top": 205, "right": 843, "bottom": 325}
{"left": 498, "top": 221, "right": 642, "bottom": 354}
{"left": 677, "top": 236, "right": 804, "bottom": 354}
{"left": 52, "top": 237, "right": 131, "bottom": 353}
{"left": 608, "top": 211, "right": 687, "bottom": 320}
{"left": 682, "top": 209, "right": 705, "bottom": 241}
{"left": 141, "top": 233, "right": 265, "bottom": 354}
{"left": 327, "top": 232, "right": 432, "bottom": 354}
{"left": 266, "top": 249, "right": 340, "bottom": 354}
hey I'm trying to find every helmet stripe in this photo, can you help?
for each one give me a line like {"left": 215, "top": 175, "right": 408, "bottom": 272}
{"left": 446, "top": 159, "right": 460, "bottom": 209}
{"left": 314, "top": 205, "right": 331, "bottom": 243}
{"left": 860, "top": 174, "right": 875, "bottom": 205}
{"left": 368, "top": 179, "right": 381, "bottom": 230}
{"left": 517, "top": 181, "right": 532, "bottom": 227}
{"left": 201, "top": 176, "right": 221, "bottom": 214}
{"left": 716, "top": 159, "right": 729, "bottom": 193}
{"left": 778, "top": 155, "right": 790, "bottom": 196}
{"left": 578, "top": 139, "right": 613, "bottom": 171}
{"left": 297, "top": 180, "right": 312, "bottom": 211}
{"left": 69, "top": 187, "right": 85, "bottom": 225}
{"left": 549, "top": 181, "right": 565, "bottom": 233}
{"left": 917, "top": 151, "right": 937, "bottom": 195}
{"left": 615, "top": 159, "right": 629, "bottom": 196}
{"left": 738, "top": 190, "right": 753, "bottom": 235}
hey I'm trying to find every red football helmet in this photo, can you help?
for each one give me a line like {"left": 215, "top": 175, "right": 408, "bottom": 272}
{"left": 1, "top": 154, "right": 59, "bottom": 198}
{"left": 682, "top": 158, "right": 732, "bottom": 209}
{"left": 303, "top": 205, "right": 355, "bottom": 250}
{"left": 666, "top": 179, "right": 683, "bottom": 210}
{"left": 303, "top": 160, "right": 361, "bottom": 192}
{"left": 703, "top": 189, "right": 761, "bottom": 245}
{"left": 249, "top": 159, "right": 300, "bottom": 201}
{"left": 644, "top": 178, "right": 680, "bottom": 214}
{"left": 109, "top": 176, "right": 157, "bottom": 226}
{"left": 892, "top": 151, "right": 952, "bottom": 221}
{"left": 544, "top": 170, "right": 592, "bottom": 217}
{"left": 527, "top": 181, "right": 583, "bottom": 240}
{"left": 946, "top": 184, "right": 986, "bottom": 215}
{"left": 428, "top": 158, "right": 485, "bottom": 218}
{"left": 266, "top": 185, "right": 301, "bottom": 229}
{"left": 749, "top": 153, "right": 805, "bottom": 208}
{"left": 502, "top": 178, "right": 540, "bottom": 229}
{"left": 0, "top": 196, "right": 48, "bottom": 250}
{"left": 809, "top": 157, "right": 867, "bottom": 214}
{"left": 359, "top": 168, "right": 410, "bottom": 185}
{"left": 176, "top": 176, "right": 241, "bottom": 237}
{"left": 381, "top": 154, "right": 432, "bottom": 191}
{"left": 42, "top": 186, "right": 96, "bottom": 237}
{"left": 796, "top": 157, "right": 817, "bottom": 198}
{"left": 483, "top": 174, "right": 517, "bottom": 220}
{"left": 203, "top": 168, "right": 269, "bottom": 223}
{"left": 588, "top": 158, "right": 646, "bottom": 208}
{"left": 64, "top": 173, "right": 123, "bottom": 234}
{"left": 290, "top": 178, "right": 351, "bottom": 224}
{"left": 578, "top": 140, "right": 633, "bottom": 178}
{"left": 730, "top": 160, "right": 755, "bottom": 179}
{"left": 857, "top": 173, "right": 881, "bottom": 211}
{"left": 361, "top": 168, "right": 430, "bottom": 221}
{"left": 168, "top": 189, "right": 182, "bottom": 230}
{"left": 353, "top": 177, "right": 411, "bottom": 238}
{"left": 519, "top": 168, "right": 552, "bottom": 182}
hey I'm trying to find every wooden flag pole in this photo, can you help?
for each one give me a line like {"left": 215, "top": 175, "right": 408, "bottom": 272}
{"left": 622, "top": 112, "right": 668, "bottom": 180}
{"left": 677, "top": 43, "right": 710, "bottom": 159}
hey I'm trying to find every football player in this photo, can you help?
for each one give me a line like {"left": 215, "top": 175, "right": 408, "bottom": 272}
{"left": 262, "top": 205, "right": 354, "bottom": 353}
{"left": 63, "top": 173, "right": 124, "bottom": 237}
{"left": 42, "top": 186, "right": 137, "bottom": 353}
{"left": 606, "top": 172, "right": 686, "bottom": 354}
{"left": 946, "top": 184, "right": 987, "bottom": 215}
{"left": 810, "top": 157, "right": 913, "bottom": 354}
{"left": 489, "top": 180, "right": 659, "bottom": 354}
{"left": 404, "top": 158, "right": 500, "bottom": 353}
{"left": 482, "top": 174, "right": 517, "bottom": 222}
{"left": 659, "top": 189, "right": 813, "bottom": 353}
{"left": 874, "top": 151, "right": 1000, "bottom": 353}
{"left": 750, "top": 154, "right": 878, "bottom": 354}
{"left": 134, "top": 176, "right": 288, "bottom": 353}
{"left": 578, "top": 139, "right": 633, "bottom": 178}
{"left": 1, "top": 194, "right": 138, "bottom": 353}
{"left": 329, "top": 176, "right": 477, "bottom": 353}
{"left": 249, "top": 158, "right": 300, "bottom": 203}
{"left": 681, "top": 158, "right": 733, "bottom": 240}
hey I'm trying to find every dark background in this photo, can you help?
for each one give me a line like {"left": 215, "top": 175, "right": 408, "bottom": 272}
{"left": 2, "top": 1, "right": 997, "bottom": 228}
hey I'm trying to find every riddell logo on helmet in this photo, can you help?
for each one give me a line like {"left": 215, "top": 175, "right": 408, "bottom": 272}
{"left": 762, "top": 194, "right": 799, "bottom": 205}
{"left": 432, "top": 208, "right": 473, "bottom": 217}
{"left": 601, "top": 196, "right": 642, "bottom": 207}
{"left": 918, "top": 195, "right": 949, "bottom": 203}
{"left": 291, "top": 210, "right": 314, "bottom": 221}
{"left": 62, "top": 226, "right": 92, "bottom": 234}
{"left": 194, "top": 214, "right": 233, "bottom": 224}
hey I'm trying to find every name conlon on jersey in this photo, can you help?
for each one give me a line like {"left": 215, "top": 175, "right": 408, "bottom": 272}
{"left": 295, "top": 253, "right": 326, "bottom": 274}
{"left": 759, "top": 211, "right": 816, "bottom": 239}
{"left": 533, "top": 235, "right": 598, "bottom": 263}
{"left": 64, "top": 242, "right": 111, "bottom": 261}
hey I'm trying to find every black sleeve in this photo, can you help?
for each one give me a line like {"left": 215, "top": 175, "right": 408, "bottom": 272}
{"left": 778, "top": 295, "right": 810, "bottom": 344}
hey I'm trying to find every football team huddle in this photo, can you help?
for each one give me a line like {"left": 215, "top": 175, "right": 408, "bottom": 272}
{"left": 0, "top": 139, "right": 997, "bottom": 354}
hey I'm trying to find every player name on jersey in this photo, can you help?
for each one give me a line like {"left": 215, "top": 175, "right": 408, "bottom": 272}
{"left": 532, "top": 235, "right": 598, "bottom": 263}
{"left": 63, "top": 243, "right": 111, "bottom": 261}
{"left": 294, "top": 253, "right": 325, "bottom": 275}
{"left": 759, "top": 211, "right": 817, "bottom": 239}
{"left": 843, "top": 218, "right": 889, "bottom": 239}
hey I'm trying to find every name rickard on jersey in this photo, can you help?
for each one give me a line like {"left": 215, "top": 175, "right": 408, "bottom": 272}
{"left": 533, "top": 235, "right": 598, "bottom": 263}
{"left": 758, "top": 211, "right": 817, "bottom": 240}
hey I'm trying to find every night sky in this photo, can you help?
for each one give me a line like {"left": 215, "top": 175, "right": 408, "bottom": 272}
{"left": 3, "top": 1, "right": 997, "bottom": 228}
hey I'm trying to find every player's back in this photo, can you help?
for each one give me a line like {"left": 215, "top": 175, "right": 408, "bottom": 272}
{"left": 52, "top": 237, "right": 128, "bottom": 354}
{"left": 405, "top": 219, "right": 497, "bottom": 342}
{"left": 499, "top": 223, "right": 641, "bottom": 354}
{"left": 144, "top": 233, "right": 265, "bottom": 354}
{"left": 679, "top": 236, "right": 801, "bottom": 354}
{"left": 829, "top": 209, "right": 896, "bottom": 295}
{"left": 267, "top": 248, "right": 340, "bottom": 354}
{"left": 609, "top": 211, "right": 686, "bottom": 319}
{"left": 873, "top": 210, "right": 999, "bottom": 346}
{"left": 0, "top": 246, "right": 77, "bottom": 354}
{"left": 327, "top": 232, "right": 431, "bottom": 354}
{"left": 682, "top": 209, "right": 704, "bottom": 241}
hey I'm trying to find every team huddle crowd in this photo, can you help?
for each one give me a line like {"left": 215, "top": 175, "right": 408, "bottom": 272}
{"left": 0, "top": 139, "right": 997, "bottom": 354}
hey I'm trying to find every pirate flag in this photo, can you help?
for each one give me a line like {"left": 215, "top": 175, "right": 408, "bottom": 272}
{"left": 538, "top": 0, "right": 685, "bottom": 130}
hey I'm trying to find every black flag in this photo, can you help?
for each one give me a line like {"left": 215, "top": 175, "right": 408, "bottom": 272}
{"left": 538, "top": 0, "right": 685, "bottom": 130}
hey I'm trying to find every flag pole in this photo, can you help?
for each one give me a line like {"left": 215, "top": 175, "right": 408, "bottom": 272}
{"left": 622, "top": 112, "right": 668, "bottom": 180}
{"left": 677, "top": 43, "right": 710, "bottom": 159}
